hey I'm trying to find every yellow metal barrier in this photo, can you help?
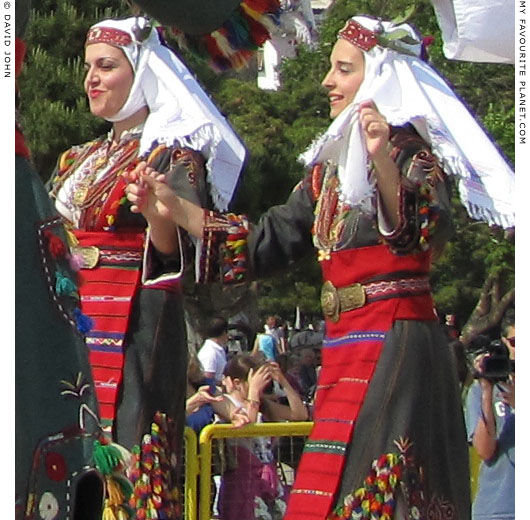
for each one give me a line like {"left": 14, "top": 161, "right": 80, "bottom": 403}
{"left": 180, "top": 422, "right": 479, "bottom": 520}
{"left": 198, "top": 422, "right": 313, "bottom": 520}
{"left": 183, "top": 426, "right": 200, "bottom": 520}
{"left": 469, "top": 445, "right": 481, "bottom": 501}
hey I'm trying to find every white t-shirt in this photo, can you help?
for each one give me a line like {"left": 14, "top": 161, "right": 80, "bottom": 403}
{"left": 197, "top": 339, "right": 227, "bottom": 383}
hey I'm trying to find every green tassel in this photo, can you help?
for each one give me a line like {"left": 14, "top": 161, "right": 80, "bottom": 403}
{"left": 93, "top": 441, "right": 123, "bottom": 475}
{"left": 113, "top": 473, "right": 134, "bottom": 498}
{"left": 55, "top": 271, "right": 77, "bottom": 296}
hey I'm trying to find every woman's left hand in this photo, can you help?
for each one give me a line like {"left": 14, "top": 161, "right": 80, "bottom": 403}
{"left": 359, "top": 100, "right": 390, "bottom": 160}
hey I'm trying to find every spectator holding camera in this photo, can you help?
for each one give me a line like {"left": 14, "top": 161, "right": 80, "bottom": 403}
{"left": 465, "top": 309, "right": 515, "bottom": 520}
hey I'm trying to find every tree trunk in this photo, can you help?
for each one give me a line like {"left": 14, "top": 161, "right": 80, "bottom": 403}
{"left": 460, "top": 271, "right": 514, "bottom": 346}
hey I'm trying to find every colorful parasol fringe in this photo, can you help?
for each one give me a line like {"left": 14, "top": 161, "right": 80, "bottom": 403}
{"left": 168, "top": 0, "right": 281, "bottom": 71}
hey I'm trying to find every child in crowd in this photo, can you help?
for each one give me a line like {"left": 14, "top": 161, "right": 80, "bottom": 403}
{"left": 216, "top": 354, "right": 308, "bottom": 520}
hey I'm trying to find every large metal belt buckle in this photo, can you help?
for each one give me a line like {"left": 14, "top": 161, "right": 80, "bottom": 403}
{"left": 321, "top": 281, "right": 366, "bottom": 323}
{"left": 321, "top": 281, "right": 340, "bottom": 323}
{"left": 340, "top": 283, "right": 366, "bottom": 313}
{"left": 72, "top": 246, "right": 100, "bottom": 269}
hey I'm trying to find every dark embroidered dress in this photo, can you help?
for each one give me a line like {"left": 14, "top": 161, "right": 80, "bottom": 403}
{"left": 198, "top": 126, "right": 470, "bottom": 520}
{"left": 48, "top": 127, "right": 210, "bottom": 517}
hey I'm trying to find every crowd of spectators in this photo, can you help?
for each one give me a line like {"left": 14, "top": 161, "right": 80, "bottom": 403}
{"left": 191, "top": 307, "right": 516, "bottom": 520}
{"left": 187, "top": 314, "right": 321, "bottom": 519}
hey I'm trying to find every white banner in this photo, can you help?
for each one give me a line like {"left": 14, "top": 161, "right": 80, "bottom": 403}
{"left": 431, "top": 0, "right": 515, "bottom": 63}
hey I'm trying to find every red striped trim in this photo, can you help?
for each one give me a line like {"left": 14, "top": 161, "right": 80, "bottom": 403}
{"left": 90, "top": 351, "right": 125, "bottom": 369}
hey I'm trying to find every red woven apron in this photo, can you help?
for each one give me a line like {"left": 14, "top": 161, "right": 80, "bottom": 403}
{"left": 74, "top": 230, "right": 145, "bottom": 425}
{"left": 284, "top": 244, "right": 437, "bottom": 520}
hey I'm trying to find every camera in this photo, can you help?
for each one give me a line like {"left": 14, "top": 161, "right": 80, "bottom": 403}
{"left": 466, "top": 335, "right": 515, "bottom": 383}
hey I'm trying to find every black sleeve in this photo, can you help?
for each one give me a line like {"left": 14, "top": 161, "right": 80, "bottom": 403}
{"left": 198, "top": 176, "right": 316, "bottom": 284}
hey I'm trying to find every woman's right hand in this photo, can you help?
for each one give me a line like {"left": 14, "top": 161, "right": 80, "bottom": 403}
{"left": 125, "top": 162, "right": 205, "bottom": 238}
{"left": 247, "top": 364, "right": 273, "bottom": 399}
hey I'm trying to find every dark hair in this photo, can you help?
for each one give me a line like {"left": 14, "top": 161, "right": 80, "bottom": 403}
{"left": 501, "top": 308, "right": 515, "bottom": 337}
{"left": 276, "top": 353, "right": 289, "bottom": 372}
{"left": 206, "top": 316, "right": 228, "bottom": 338}
{"left": 223, "top": 354, "right": 262, "bottom": 381}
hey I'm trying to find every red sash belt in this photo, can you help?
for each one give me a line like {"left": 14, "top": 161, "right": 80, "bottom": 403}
{"left": 74, "top": 230, "right": 145, "bottom": 425}
{"left": 285, "top": 245, "right": 437, "bottom": 520}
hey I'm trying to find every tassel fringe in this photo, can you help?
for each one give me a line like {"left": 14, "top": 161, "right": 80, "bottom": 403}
{"left": 94, "top": 439, "right": 135, "bottom": 520}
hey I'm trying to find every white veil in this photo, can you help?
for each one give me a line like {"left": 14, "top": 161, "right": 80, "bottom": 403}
{"left": 300, "top": 16, "right": 514, "bottom": 229}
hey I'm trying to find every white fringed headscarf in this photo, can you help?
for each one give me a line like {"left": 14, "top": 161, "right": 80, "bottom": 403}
{"left": 300, "top": 16, "right": 515, "bottom": 229}
{"left": 87, "top": 16, "right": 246, "bottom": 211}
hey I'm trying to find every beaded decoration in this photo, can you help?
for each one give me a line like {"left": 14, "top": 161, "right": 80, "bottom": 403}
{"left": 199, "top": 211, "right": 250, "bottom": 284}
{"left": 51, "top": 136, "right": 140, "bottom": 230}
{"left": 312, "top": 161, "right": 353, "bottom": 253}
{"left": 128, "top": 412, "right": 181, "bottom": 519}
{"left": 416, "top": 151, "right": 443, "bottom": 251}
{"left": 417, "top": 182, "right": 439, "bottom": 251}
{"left": 222, "top": 214, "right": 249, "bottom": 283}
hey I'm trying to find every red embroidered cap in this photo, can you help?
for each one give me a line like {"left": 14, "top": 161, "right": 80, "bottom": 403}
{"left": 337, "top": 19, "right": 377, "bottom": 52}
{"left": 85, "top": 26, "right": 132, "bottom": 47}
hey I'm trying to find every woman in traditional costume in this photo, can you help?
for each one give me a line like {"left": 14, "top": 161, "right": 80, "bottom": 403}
{"left": 125, "top": 15, "right": 514, "bottom": 520}
{"left": 47, "top": 15, "right": 245, "bottom": 515}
